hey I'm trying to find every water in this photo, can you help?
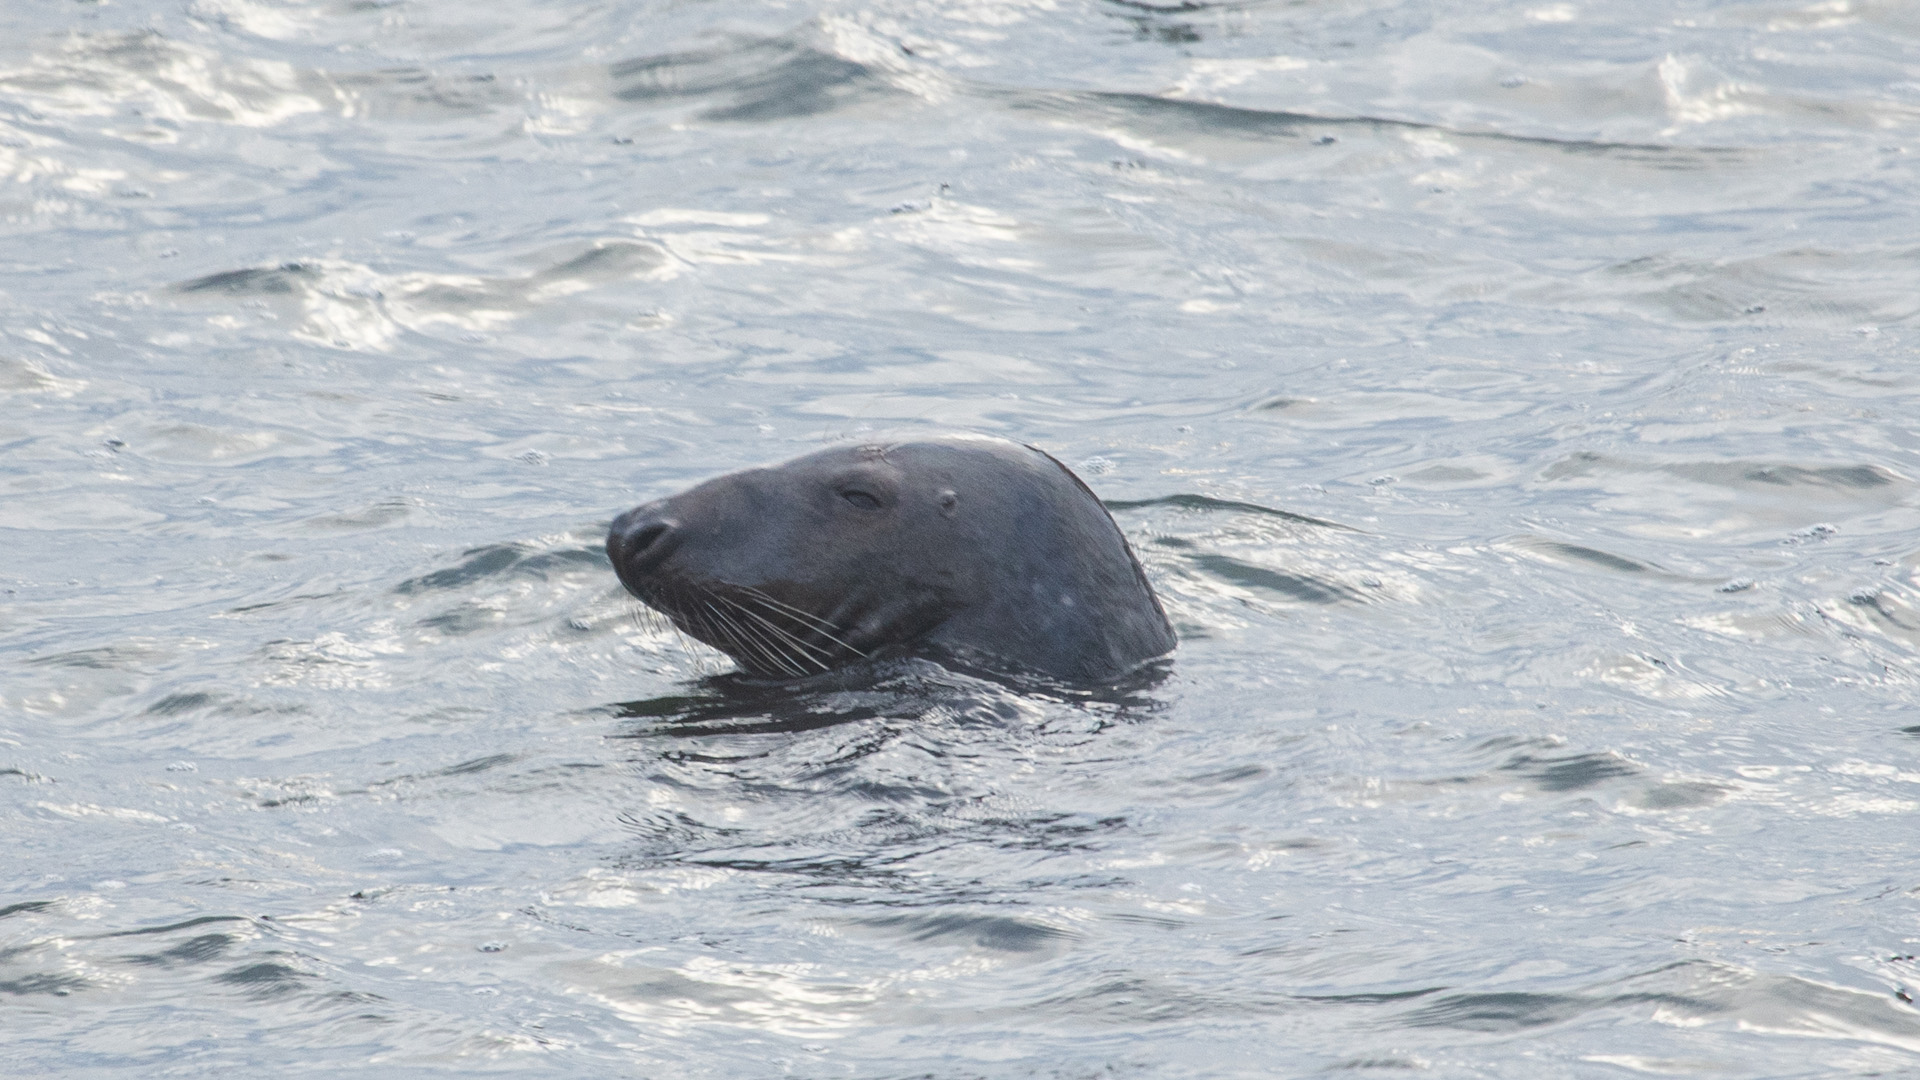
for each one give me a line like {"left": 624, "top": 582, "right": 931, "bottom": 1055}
{"left": 4, "top": 0, "right": 1919, "bottom": 1074}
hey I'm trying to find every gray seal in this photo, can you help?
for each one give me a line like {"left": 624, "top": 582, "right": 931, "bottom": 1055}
{"left": 607, "top": 436, "right": 1175, "bottom": 682}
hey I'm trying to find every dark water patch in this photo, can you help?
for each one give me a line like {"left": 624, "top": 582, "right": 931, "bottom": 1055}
{"left": 171, "top": 244, "right": 666, "bottom": 344}
{"left": 96, "top": 914, "right": 250, "bottom": 939}
{"left": 1534, "top": 451, "right": 1605, "bottom": 482}
{"left": 0, "top": 900, "right": 55, "bottom": 919}
{"left": 1008, "top": 88, "right": 1330, "bottom": 143}
{"left": 610, "top": 37, "right": 889, "bottom": 122}
{"left": 1105, "top": 3, "right": 1206, "bottom": 45}
{"left": 146, "top": 691, "right": 217, "bottom": 715}
{"left": 397, "top": 543, "right": 604, "bottom": 598}
{"left": 839, "top": 774, "right": 961, "bottom": 805}
{"left": 0, "top": 972, "right": 86, "bottom": 996}
{"left": 975, "top": 810, "right": 1132, "bottom": 855}
{"left": 607, "top": 691, "right": 722, "bottom": 720}
{"left": 326, "top": 67, "right": 514, "bottom": 121}
{"left": 612, "top": 691, "right": 904, "bottom": 738}
{"left": 1119, "top": 17, "right": 1202, "bottom": 45}
{"left": 303, "top": 498, "right": 415, "bottom": 531}
{"left": 1295, "top": 986, "right": 1447, "bottom": 1006}
{"left": 1603, "top": 249, "right": 1920, "bottom": 325}
{"left": 1007, "top": 88, "right": 1749, "bottom": 162}
{"left": 1514, "top": 538, "right": 1655, "bottom": 575}
{"left": 438, "top": 753, "right": 517, "bottom": 777}
{"left": 1103, "top": 911, "right": 1190, "bottom": 930}
{"left": 1100, "top": 0, "right": 1233, "bottom": 9}
{"left": 1542, "top": 453, "right": 1906, "bottom": 492}
{"left": 1107, "top": 492, "right": 1353, "bottom": 531}
{"left": 1190, "top": 553, "right": 1364, "bottom": 605}
{"left": 854, "top": 911, "right": 1074, "bottom": 953}
{"left": 226, "top": 592, "right": 344, "bottom": 615}
{"left": 1402, "top": 464, "right": 1489, "bottom": 485}
{"left": 402, "top": 241, "right": 667, "bottom": 309}
{"left": 1501, "top": 750, "right": 1638, "bottom": 793}
{"left": 124, "top": 932, "right": 235, "bottom": 967}
{"left": 395, "top": 543, "right": 528, "bottom": 595}
{"left": 418, "top": 603, "right": 504, "bottom": 635}
{"left": 1629, "top": 780, "right": 1731, "bottom": 811}
{"left": 617, "top": 807, "right": 750, "bottom": 850}
{"left": 26, "top": 645, "right": 146, "bottom": 669}
{"left": 647, "top": 848, "right": 924, "bottom": 889}
{"left": 516, "top": 546, "right": 609, "bottom": 574}
{"left": 627, "top": 810, "right": 1128, "bottom": 891}
{"left": 1668, "top": 462, "right": 1904, "bottom": 490}
{"left": 139, "top": 691, "right": 305, "bottom": 722}
{"left": 536, "top": 242, "right": 666, "bottom": 282}
{"left": 214, "top": 959, "right": 315, "bottom": 997}
{"left": 1031, "top": 976, "right": 1267, "bottom": 1024}
{"left": 1403, "top": 988, "right": 1700, "bottom": 1032}
{"left": 360, "top": 752, "right": 558, "bottom": 793}
{"left": 174, "top": 263, "right": 321, "bottom": 296}
{"left": 1178, "top": 762, "right": 1269, "bottom": 787}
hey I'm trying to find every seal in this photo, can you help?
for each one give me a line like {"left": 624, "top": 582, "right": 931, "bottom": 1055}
{"left": 607, "top": 435, "right": 1176, "bottom": 682}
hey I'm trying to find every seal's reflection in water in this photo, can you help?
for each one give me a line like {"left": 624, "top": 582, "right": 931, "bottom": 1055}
{"left": 607, "top": 655, "right": 1172, "bottom": 738}
{"left": 600, "top": 658, "right": 1172, "bottom": 889}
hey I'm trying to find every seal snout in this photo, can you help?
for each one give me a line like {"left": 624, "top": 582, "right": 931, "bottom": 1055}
{"left": 608, "top": 506, "right": 681, "bottom": 582}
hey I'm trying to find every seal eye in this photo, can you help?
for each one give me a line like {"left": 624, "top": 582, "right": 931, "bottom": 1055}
{"left": 840, "top": 489, "right": 882, "bottom": 511}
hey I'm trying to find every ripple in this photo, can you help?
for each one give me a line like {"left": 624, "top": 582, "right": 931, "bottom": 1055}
{"left": 611, "top": 36, "right": 896, "bottom": 122}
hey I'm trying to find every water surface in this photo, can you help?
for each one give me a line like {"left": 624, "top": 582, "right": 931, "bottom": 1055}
{"left": 4, "top": 0, "right": 1920, "bottom": 1075}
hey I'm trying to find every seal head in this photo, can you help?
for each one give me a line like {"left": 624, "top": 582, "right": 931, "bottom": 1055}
{"left": 607, "top": 437, "right": 1175, "bottom": 682}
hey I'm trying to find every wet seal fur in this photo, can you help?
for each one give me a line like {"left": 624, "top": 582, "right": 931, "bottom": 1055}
{"left": 607, "top": 435, "right": 1176, "bottom": 683}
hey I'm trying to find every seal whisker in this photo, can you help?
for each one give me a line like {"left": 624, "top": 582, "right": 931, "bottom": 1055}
{"left": 632, "top": 592, "right": 716, "bottom": 676}
{"left": 754, "top": 618, "right": 834, "bottom": 673}
{"left": 703, "top": 597, "right": 804, "bottom": 678}
{"left": 678, "top": 595, "right": 730, "bottom": 653}
{"left": 714, "top": 593, "right": 834, "bottom": 672}
{"left": 722, "top": 598, "right": 823, "bottom": 676}
{"left": 730, "top": 586, "right": 869, "bottom": 658}
{"left": 730, "top": 584, "right": 852, "bottom": 634}
{"left": 706, "top": 600, "right": 785, "bottom": 675}
{"left": 693, "top": 598, "right": 757, "bottom": 669}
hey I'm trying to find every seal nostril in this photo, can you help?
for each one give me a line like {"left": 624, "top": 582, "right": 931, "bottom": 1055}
{"left": 627, "top": 521, "right": 671, "bottom": 558}
{"left": 610, "top": 516, "right": 679, "bottom": 576}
